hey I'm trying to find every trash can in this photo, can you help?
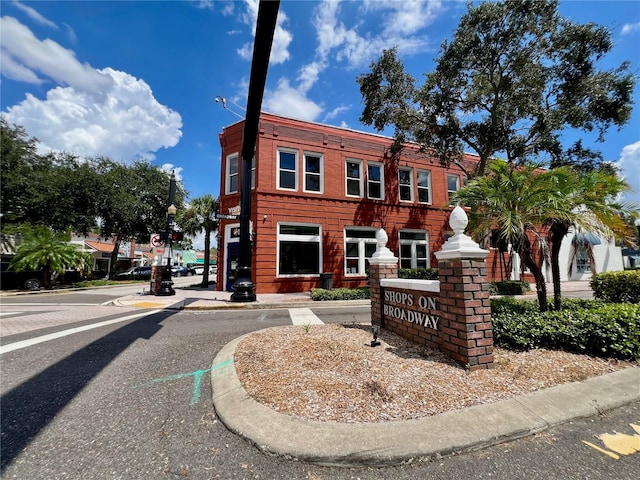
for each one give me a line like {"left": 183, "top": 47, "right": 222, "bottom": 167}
{"left": 320, "top": 273, "right": 333, "bottom": 290}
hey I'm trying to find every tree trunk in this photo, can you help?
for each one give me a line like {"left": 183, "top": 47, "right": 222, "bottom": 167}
{"left": 549, "top": 223, "right": 569, "bottom": 310}
{"left": 109, "top": 236, "right": 121, "bottom": 280}
{"left": 520, "top": 236, "right": 548, "bottom": 312}
{"left": 200, "top": 227, "right": 211, "bottom": 288}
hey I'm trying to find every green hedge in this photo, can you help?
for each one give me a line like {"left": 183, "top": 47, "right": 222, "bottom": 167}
{"left": 591, "top": 270, "right": 640, "bottom": 303}
{"left": 491, "top": 298, "right": 640, "bottom": 360}
{"left": 398, "top": 268, "right": 439, "bottom": 280}
{"left": 489, "top": 280, "right": 530, "bottom": 295}
{"left": 310, "top": 287, "right": 370, "bottom": 301}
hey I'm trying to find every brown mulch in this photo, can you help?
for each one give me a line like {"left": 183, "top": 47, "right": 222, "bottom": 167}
{"left": 234, "top": 324, "right": 636, "bottom": 423}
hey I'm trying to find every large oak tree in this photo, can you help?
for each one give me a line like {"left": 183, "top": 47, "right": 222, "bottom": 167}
{"left": 357, "top": 0, "right": 634, "bottom": 178}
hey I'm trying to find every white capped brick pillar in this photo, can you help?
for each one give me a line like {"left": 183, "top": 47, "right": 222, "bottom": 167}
{"left": 434, "top": 207, "right": 493, "bottom": 370}
{"left": 369, "top": 228, "right": 398, "bottom": 328}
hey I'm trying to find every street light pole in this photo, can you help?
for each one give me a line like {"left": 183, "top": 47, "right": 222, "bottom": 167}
{"left": 230, "top": 0, "right": 280, "bottom": 302}
{"left": 157, "top": 171, "right": 177, "bottom": 296}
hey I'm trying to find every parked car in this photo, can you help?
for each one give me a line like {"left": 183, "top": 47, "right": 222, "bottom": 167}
{"left": 116, "top": 266, "right": 152, "bottom": 280}
{"left": 0, "top": 262, "right": 45, "bottom": 290}
{"left": 191, "top": 264, "right": 217, "bottom": 275}
{"left": 171, "top": 265, "right": 196, "bottom": 277}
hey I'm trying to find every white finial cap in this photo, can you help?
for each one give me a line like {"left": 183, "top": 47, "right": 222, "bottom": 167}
{"left": 449, "top": 206, "right": 468, "bottom": 235}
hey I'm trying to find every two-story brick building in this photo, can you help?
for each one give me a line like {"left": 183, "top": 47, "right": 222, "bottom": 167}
{"left": 216, "top": 112, "right": 481, "bottom": 294}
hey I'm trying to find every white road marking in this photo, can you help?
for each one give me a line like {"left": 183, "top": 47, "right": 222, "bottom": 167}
{"left": 0, "top": 311, "right": 23, "bottom": 317}
{"left": 0, "top": 310, "right": 160, "bottom": 355}
{"left": 289, "top": 307, "right": 324, "bottom": 325}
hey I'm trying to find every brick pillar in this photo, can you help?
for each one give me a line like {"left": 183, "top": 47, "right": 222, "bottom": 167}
{"left": 435, "top": 207, "right": 493, "bottom": 371}
{"left": 369, "top": 229, "right": 398, "bottom": 328}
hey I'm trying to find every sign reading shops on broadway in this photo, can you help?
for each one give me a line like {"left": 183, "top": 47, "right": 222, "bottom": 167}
{"left": 383, "top": 290, "right": 440, "bottom": 330}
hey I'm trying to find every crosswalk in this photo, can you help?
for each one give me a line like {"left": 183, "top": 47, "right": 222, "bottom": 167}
{"left": 288, "top": 307, "right": 324, "bottom": 325}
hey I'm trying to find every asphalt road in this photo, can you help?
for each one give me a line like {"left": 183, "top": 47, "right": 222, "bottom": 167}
{"left": 0, "top": 293, "right": 637, "bottom": 479}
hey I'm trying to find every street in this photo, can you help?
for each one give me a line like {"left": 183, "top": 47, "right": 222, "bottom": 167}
{"left": 0, "top": 287, "right": 638, "bottom": 479}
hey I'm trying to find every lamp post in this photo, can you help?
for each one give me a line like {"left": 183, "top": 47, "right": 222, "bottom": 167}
{"left": 157, "top": 172, "right": 177, "bottom": 296}
{"left": 229, "top": 0, "right": 279, "bottom": 302}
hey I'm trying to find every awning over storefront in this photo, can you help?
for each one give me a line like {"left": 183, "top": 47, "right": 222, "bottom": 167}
{"left": 572, "top": 232, "right": 602, "bottom": 246}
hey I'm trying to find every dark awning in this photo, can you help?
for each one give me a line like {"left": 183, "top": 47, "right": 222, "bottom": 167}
{"left": 573, "top": 232, "right": 602, "bottom": 246}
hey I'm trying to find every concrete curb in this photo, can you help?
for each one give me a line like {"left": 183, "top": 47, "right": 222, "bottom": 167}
{"left": 211, "top": 330, "right": 640, "bottom": 467}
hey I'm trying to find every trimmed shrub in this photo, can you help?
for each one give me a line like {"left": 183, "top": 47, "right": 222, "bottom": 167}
{"left": 311, "top": 287, "right": 370, "bottom": 301}
{"left": 591, "top": 270, "right": 640, "bottom": 303}
{"left": 491, "top": 298, "right": 640, "bottom": 360}
{"left": 398, "top": 268, "right": 439, "bottom": 280}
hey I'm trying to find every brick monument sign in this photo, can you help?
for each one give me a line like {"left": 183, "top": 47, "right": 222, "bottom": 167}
{"left": 369, "top": 206, "right": 494, "bottom": 370}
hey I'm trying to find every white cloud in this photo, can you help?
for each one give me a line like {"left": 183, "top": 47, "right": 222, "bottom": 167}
{"left": 618, "top": 141, "right": 640, "bottom": 208}
{"left": 621, "top": 22, "right": 640, "bottom": 35}
{"left": 1, "top": 16, "right": 113, "bottom": 92}
{"left": 2, "top": 18, "right": 182, "bottom": 162}
{"left": 262, "top": 78, "right": 323, "bottom": 121}
{"left": 11, "top": 0, "right": 58, "bottom": 29}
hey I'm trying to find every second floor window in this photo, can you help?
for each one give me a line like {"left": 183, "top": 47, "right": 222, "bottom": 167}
{"left": 346, "top": 159, "right": 363, "bottom": 197}
{"left": 399, "top": 167, "right": 413, "bottom": 202}
{"left": 278, "top": 149, "right": 297, "bottom": 190}
{"left": 367, "top": 162, "right": 384, "bottom": 200}
{"left": 304, "top": 153, "right": 323, "bottom": 193}
{"left": 226, "top": 154, "right": 239, "bottom": 194}
{"left": 417, "top": 169, "right": 431, "bottom": 204}
{"left": 447, "top": 174, "right": 460, "bottom": 198}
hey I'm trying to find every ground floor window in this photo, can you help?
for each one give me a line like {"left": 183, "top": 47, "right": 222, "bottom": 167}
{"left": 345, "top": 227, "right": 377, "bottom": 275}
{"left": 399, "top": 230, "right": 429, "bottom": 269}
{"left": 278, "top": 223, "right": 321, "bottom": 276}
{"left": 576, "top": 247, "right": 591, "bottom": 273}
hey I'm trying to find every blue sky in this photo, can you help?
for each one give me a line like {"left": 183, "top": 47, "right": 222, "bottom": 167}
{"left": 2, "top": 0, "right": 640, "bottom": 238}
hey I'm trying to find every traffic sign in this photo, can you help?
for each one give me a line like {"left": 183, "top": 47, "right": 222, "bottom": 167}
{"left": 151, "top": 234, "right": 165, "bottom": 247}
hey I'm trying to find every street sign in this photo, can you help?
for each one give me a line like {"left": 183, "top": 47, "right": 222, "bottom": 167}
{"left": 216, "top": 213, "right": 239, "bottom": 220}
{"left": 151, "top": 234, "right": 165, "bottom": 247}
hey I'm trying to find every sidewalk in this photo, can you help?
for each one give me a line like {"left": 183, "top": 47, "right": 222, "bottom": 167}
{"left": 112, "top": 286, "right": 369, "bottom": 310}
{"left": 111, "top": 280, "right": 593, "bottom": 310}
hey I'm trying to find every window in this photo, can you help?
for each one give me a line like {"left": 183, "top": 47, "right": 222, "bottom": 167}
{"left": 277, "top": 149, "right": 298, "bottom": 190}
{"left": 398, "top": 167, "right": 413, "bottom": 202}
{"left": 278, "top": 224, "right": 321, "bottom": 276}
{"left": 346, "top": 159, "right": 363, "bottom": 197}
{"left": 226, "top": 153, "right": 239, "bottom": 194}
{"left": 304, "top": 152, "right": 323, "bottom": 193}
{"left": 417, "top": 169, "right": 431, "bottom": 204}
{"left": 576, "top": 247, "right": 591, "bottom": 273}
{"left": 447, "top": 174, "right": 460, "bottom": 197}
{"left": 367, "top": 162, "right": 384, "bottom": 200}
{"left": 399, "top": 230, "right": 429, "bottom": 269}
{"left": 344, "top": 228, "right": 377, "bottom": 275}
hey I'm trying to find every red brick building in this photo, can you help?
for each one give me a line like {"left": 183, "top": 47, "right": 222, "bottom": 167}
{"left": 216, "top": 112, "right": 480, "bottom": 294}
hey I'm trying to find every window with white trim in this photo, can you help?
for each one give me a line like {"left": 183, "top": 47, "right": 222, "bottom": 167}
{"left": 304, "top": 152, "right": 323, "bottom": 193}
{"left": 398, "top": 167, "right": 413, "bottom": 202}
{"left": 346, "top": 159, "right": 363, "bottom": 197}
{"left": 447, "top": 174, "right": 460, "bottom": 198}
{"left": 344, "top": 228, "right": 377, "bottom": 275}
{"left": 367, "top": 162, "right": 384, "bottom": 200}
{"left": 278, "top": 223, "right": 321, "bottom": 276}
{"left": 399, "top": 230, "right": 429, "bottom": 269}
{"left": 277, "top": 149, "right": 298, "bottom": 190}
{"left": 576, "top": 247, "right": 591, "bottom": 273}
{"left": 226, "top": 153, "right": 239, "bottom": 194}
{"left": 417, "top": 169, "right": 432, "bottom": 204}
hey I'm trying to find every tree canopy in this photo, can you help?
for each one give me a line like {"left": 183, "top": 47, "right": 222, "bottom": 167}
{"left": 357, "top": 0, "right": 634, "bottom": 177}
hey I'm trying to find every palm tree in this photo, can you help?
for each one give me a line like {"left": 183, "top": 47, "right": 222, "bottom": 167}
{"left": 451, "top": 160, "right": 576, "bottom": 312}
{"left": 545, "top": 169, "right": 633, "bottom": 310}
{"left": 9, "top": 226, "right": 93, "bottom": 288}
{"left": 178, "top": 195, "right": 219, "bottom": 288}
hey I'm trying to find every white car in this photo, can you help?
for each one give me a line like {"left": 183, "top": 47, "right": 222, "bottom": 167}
{"left": 192, "top": 265, "right": 217, "bottom": 275}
